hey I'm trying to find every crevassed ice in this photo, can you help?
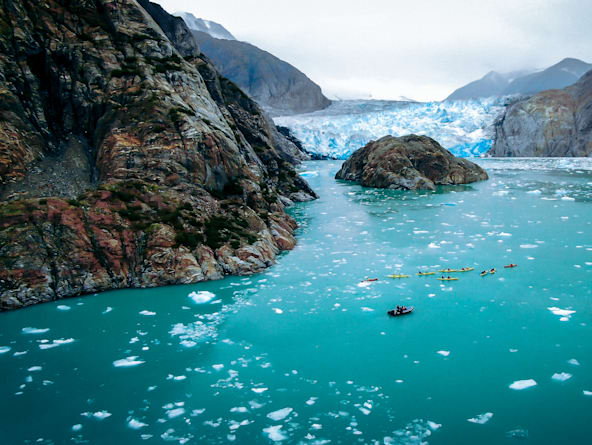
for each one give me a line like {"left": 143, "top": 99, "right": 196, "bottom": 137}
{"left": 274, "top": 98, "right": 506, "bottom": 159}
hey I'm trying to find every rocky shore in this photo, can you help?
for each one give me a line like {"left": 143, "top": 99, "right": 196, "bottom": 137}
{"left": 335, "top": 135, "right": 488, "bottom": 190}
{"left": 0, "top": 0, "right": 316, "bottom": 310}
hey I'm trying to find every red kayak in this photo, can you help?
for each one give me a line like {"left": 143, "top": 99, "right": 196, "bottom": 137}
{"left": 504, "top": 264, "right": 518, "bottom": 268}
{"left": 388, "top": 306, "right": 414, "bottom": 317}
{"left": 363, "top": 278, "right": 379, "bottom": 282}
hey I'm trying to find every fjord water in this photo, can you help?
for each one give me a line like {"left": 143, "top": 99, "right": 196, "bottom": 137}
{"left": 1, "top": 159, "right": 591, "bottom": 444}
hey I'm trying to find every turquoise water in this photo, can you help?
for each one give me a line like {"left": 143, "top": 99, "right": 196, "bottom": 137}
{"left": 1, "top": 159, "right": 592, "bottom": 444}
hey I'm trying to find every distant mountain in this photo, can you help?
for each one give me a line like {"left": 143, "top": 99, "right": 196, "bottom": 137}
{"left": 177, "top": 13, "right": 330, "bottom": 116}
{"left": 446, "top": 70, "right": 530, "bottom": 101}
{"left": 447, "top": 58, "right": 591, "bottom": 101}
{"left": 490, "top": 68, "right": 592, "bottom": 157}
{"left": 502, "top": 58, "right": 592, "bottom": 96}
{"left": 174, "top": 12, "right": 236, "bottom": 40}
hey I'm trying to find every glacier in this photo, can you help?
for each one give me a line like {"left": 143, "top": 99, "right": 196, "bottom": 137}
{"left": 274, "top": 98, "right": 508, "bottom": 159}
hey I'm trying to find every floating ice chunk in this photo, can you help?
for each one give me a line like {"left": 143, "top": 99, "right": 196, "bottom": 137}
{"left": 305, "top": 397, "right": 317, "bottom": 406}
{"left": 103, "top": 307, "right": 113, "bottom": 314}
{"left": 520, "top": 244, "right": 538, "bottom": 249}
{"left": 499, "top": 232, "right": 512, "bottom": 237}
{"left": 128, "top": 418, "right": 148, "bottom": 429}
{"left": 561, "top": 196, "right": 575, "bottom": 201}
{"left": 361, "top": 307, "right": 374, "bottom": 312}
{"left": 437, "top": 350, "right": 450, "bottom": 357}
{"left": 57, "top": 305, "right": 71, "bottom": 311}
{"left": 428, "top": 242, "right": 440, "bottom": 249}
{"left": 230, "top": 407, "right": 249, "bottom": 413}
{"left": 180, "top": 340, "right": 196, "bottom": 348}
{"left": 551, "top": 372, "right": 572, "bottom": 382}
{"left": 263, "top": 425, "right": 287, "bottom": 442}
{"left": 22, "top": 327, "right": 50, "bottom": 334}
{"left": 188, "top": 291, "right": 216, "bottom": 304}
{"left": 568, "top": 359, "right": 580, "bottom": 366}
{"left": 139, "top": 310, "right": 156, "bottom": 316}
{"left": 526, "top": 189, "right": 541, "bottom": 195}
{"left": 547, "top": 307, "right": 576, "bottom": 321}
{"left": 113, "top": 356, "right": 145, "bottom": 367}
{"left": 467, "top": 412, "right": 493, "bottom": 424}
{"left": 93, "top": 411, "right": 112, "bottom": 420}
{"left": 167, "top": 408, "right": 185, "bottom": 419}
{"left": 212, "top": 364, "right": 224, "bottom": 371}
{"left": 583, "top": 390, "right": 592, "bottom": 396}
{"left": 72, "top": 424, "right": 82, "bottom": 432}
{"left": 272, "top": 308, "right": 283, "bottom": 314}
{"left": 493, "top": 190, "right": 509, "bottom": 196}
{"left": 427, "top": 421, "right": 442, "bottom": 431}
{"left": 506, "top": 429, "right": 529, "bottom": 439}
{"left": 0, "top": 346, "right": 11, "bottom": 354}
{"left": 252, "top": 387, "right": 268, "bottom": 394}
{"left": 39, "top": 338, "right": 74, "bottom": 350}
{"left": 27, "top": 366, "right": 42, "bottom": 372}
{"left": 267, "top": 407, "right": 293, "bottom": 421}
{"left": 509, "top": 379, "right": 537, "bottom": 390}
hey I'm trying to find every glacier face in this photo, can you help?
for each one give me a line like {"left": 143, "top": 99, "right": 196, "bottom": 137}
{"left": 274, "top": 98, "right": 508, "bottom": 159}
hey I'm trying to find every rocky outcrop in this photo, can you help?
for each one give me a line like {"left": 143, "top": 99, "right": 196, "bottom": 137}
{"left": 0, "top": 0, "right": 316, "bottom": 311}
{"left": 490, "top": 69, "right": 592, "bottom": 157}
{"left": 190, "top": 30, "right": 331, "bottom": 116}
{"left": 174, "top": 12, "right": 236, "bottom": 41}
{"left": 336, "top": 135, "right": 488, "bottom": 190}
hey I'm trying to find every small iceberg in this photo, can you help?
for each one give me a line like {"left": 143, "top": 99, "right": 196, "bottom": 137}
{"left": 509, "top": 379, "right": 537, "bottom": 390}
{"left": 467, "top": 412, "right": 493, "bottom": 424}
{"left": 139, "top": 310, "right": 156, "bottom": 316}
{"left": 267, "top": 407, "right": 293, "bottom": 421}
{"left": 0, "top": 346, "right": 11, "bottom": 354}
{"left": 128, "top": 418, "right": 148, "bottom": 429}
{"left": 113, "top": 356, "right": 145, "bottom": 367}
{"left": 57, "top": 305, "right": 71, "bottom": 311}
{"left": 551, "top": 372, "right": 572, "bottom": 382}
{"left": 22, "top": 327, "right": 50, "bottom": 334}
{"left": 436, "top": 350, "right": 450, "bottom": 357}
{"left": 188, "top": 291, "right": 216, "bottom": 304}
{"left": 263, "top": 425, "right": 287, "bottom": 442}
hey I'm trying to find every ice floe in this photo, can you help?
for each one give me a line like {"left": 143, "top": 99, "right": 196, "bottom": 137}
{"left": 128, "top": 418, "right": 148, "bottom": 429}
{"left": 0, "top": 346, "right": 11, "bottom": 354}
{"left": 467, "top": 412, "right": 493, "bottom": 424}
{"left": 436, "top": 350, "right": 450, "bottom": 357}
{"left": 188, "top": 291, "right": 216, "bottom": 304}
{"left": 113, "top": 356, "right": 145, "bottom": 367}
{"left": 583, "top": 390, "right": 592, "bottom": 396}
{"left": 39, "top": 338, "right": 74, "bottom": 350}
{"left": 551, "top": 372, "right": 572, "bottom": 382}
{"left": 57, "top": 305, "right": 71, "bottom": 311}
{"left": 267, "top": 407, "right": 293, "bottom": 421}
{"left": 547, "top": 307, "right": 576, "bottom": 321}
{"left": 139, "top": 310, "right": 156, "bottom": 316}
{"left": 263, "top": 425, "right": 287, "bottom": 442}
{"left": 509, "top": 379, "right": 537, "bottom": 390}
{"left": 22, "top": 327, "right": 50, "bottom": 334}
{"left": 27, "top": 366, "right": 42, "bottom": 372}
{"left": 568, "top": 359, "right": 580, "bottom": 366}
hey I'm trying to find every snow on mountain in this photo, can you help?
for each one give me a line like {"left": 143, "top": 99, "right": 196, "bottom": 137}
{"left": 174, "top": 12, "right": 236, "bottom": 40}
{"left": 274, "top": 98, "right": 507, "bottom": 159}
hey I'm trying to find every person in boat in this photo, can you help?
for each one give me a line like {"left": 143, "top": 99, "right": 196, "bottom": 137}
{"left": 490, "top": 268, "right": 495, "bottom": 273}
{"left": 395, "top": 305, "right": 400, "bottom": 314}
{"left": 481, "top": 270, "right": 486, "bottom": 275}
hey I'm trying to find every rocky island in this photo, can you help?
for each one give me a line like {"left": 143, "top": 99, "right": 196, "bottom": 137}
{"left": 0, "top": 0, "right": 316, "bottom": 311}
{"left": 335, "top": 135, "right": 488, "bottom": 190}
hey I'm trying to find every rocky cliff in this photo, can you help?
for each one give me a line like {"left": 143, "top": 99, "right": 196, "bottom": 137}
{"left": 0, "top": 0, "right": 316, "bottom": 311}
{"left": 336, "top": 135, "right": 488, "bottom": 190}
{"left": 190, "top": 29, "right": 331, "bottom": 116}
{"left": 490, "top": 69, "right": 592, "bottom": 157}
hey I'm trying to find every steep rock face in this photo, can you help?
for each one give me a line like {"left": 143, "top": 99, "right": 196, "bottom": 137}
{"left": 174, "top": 12, "right": 236, "bottom": 40}
{"left": 0, "top": 0, "right": 316, "bottom": 311}
{"left": 336, "top": 135, "right": 488, "bottom": 190}
{"left": 490, "top": 70, "right": 592, "bottom": 157}
{"left": 190, "top": 30, "right": 331, "bottom": 116}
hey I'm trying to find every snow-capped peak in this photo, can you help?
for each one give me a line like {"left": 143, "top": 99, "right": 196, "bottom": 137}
{"left": 174, "top": 12, "right": 236, "bottom": 41}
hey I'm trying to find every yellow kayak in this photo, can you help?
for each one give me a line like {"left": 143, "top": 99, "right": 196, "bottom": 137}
{"left": 388, "top": 274, "right": 410, "bottom": 279}
{"left": 490, "top": 269, "right": 497, "bottom": 275}
{"left": 438, "top": 269, "right": 460, "bottom": 273}
{"left": 480, "top": 272, "right": 488, "bottom": 277}
{"left": 459, "top": 267, "right": 474, "bottom": 272}
{"left": 417, "top": 272, "right": 436, "bottom": 276}
{"left": 438, "top": 277, "right": 459, "bottom": 281}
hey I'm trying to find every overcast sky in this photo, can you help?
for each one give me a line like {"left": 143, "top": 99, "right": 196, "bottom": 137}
{"left": 154, "top": 0, "right": 592, "bottom": 101}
